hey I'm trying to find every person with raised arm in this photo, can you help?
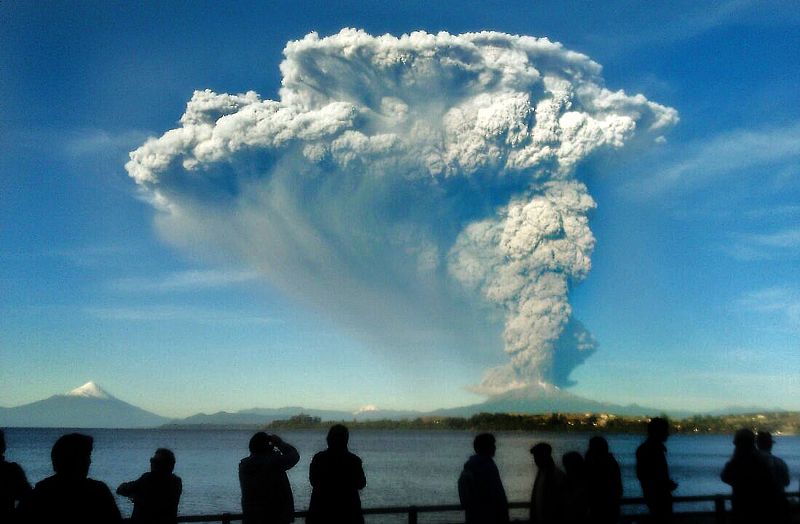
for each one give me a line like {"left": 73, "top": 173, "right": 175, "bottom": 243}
{"left": 239, "top": 432, "right": 300, "bottom": 524}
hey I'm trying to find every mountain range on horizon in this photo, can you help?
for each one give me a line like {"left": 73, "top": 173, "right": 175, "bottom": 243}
{"left": 2, "top": 381, "right": 786, "bottom": 428}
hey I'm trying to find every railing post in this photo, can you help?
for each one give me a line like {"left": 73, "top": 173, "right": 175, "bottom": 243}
{"left": 408, "top": 505, "right": 418, "bottom": 524}
{"left": 714, "top": 496, "right": 725, "bottom": 524}
{"left": 221, "top": 512, "right": 232, "bottom": 524}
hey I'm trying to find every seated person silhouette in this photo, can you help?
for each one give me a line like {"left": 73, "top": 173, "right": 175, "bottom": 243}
{"left": 17, "top": 433, "right": 121, "bottom": 524}
{"left": 307, "top": 425, "right": 366, "bottom": 524}
{"left": 1, "top": 429, "right": 32, "bottom": 523}
{"left": 117, "top": 448, "right": 182, "bottom": 524}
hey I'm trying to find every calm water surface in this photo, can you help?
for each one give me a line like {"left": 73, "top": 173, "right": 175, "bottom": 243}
{"left": 5, "top": 429, "right": 800, "bottom": 522}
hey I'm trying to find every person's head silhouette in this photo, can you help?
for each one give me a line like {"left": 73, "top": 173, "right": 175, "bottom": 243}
{"left": 756, "top": 431, "right": 774, "bottom": 452}
{"left": 51, "top": 433, "right": 93, "bottom": 479}
{"left": 647, "top": 417, "right": 670, "bottom": 443}
{"left": 150, "top": 448, "right": 176, "bottom": 474}
{"left": 249, "top": 432, "right": 273, "bottom": 455}
{"left": 562, "top": 451, "right": 584, "bottom": 477}
{"left": 327, "top": 424, "right": 349, "bottom": 451}
{"left": 588, "top": 435, "right": 609, "bottom": 455}
{"left": 0, "top": 428, "right": 6, "bottom": 458}
{"left": 733, "top": 428, "right": 755, "bottom": 450}
{"left": 473, "top": 433, "right": 496, "bottom": 458}
{"left": 530, "top": 442, "right": 554, "bottom": 469}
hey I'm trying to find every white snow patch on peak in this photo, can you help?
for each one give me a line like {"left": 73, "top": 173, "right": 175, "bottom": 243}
{"left": 354, "top": 404, "right": 379, "bottom": 415}
{"left": 66, "top": 381, "right": 113, "bottom": 400}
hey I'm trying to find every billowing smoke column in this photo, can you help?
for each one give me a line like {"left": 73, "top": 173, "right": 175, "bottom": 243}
{"left": 126, "top": 29, "right": 677, "bottom": 395}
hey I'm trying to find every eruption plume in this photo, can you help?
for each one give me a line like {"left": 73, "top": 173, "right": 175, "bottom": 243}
{"left": 126, "top": 29, "right": 677, "bottom": 395}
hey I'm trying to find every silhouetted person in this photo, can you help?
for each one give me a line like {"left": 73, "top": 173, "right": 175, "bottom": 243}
{"left": 721, "top": 429, "right": 780, "bottom": 524}
{"left": 17, "top": 432, "right": 121, "bottom": 524}
{"left": 530, "top": 442, "right": 567, "bottom": 524}
{"left": 584, "top": 436, "right": 622, "bottom": 524}
{"left": 307, "top": 424, "right": 366, "bottom": 524}
{"left": 636, "top": 417, "right": 677, "bottom": 523}
{"left": 1, "top": 429, "right": 32, "bottom": 523}
{"left": 239, "top": 432, "right": 300, "bottom": 524}
{"left": 458, "top": 433, "right": 509, "bottom": 524}
{"left": 561, "top": 451, "right": 588, "bottom": 524}
{"left": 757, "top": 431, "right": 791, "bottom": 491}
{"left": 117, "top": 448, "right": 182, "bottom": 524}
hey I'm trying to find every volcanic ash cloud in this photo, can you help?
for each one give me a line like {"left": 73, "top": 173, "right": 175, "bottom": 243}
{"left": 126, "top": 29, "right": 677, "bottom": 395}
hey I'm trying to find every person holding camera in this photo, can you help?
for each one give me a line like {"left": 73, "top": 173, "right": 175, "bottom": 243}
{"left": 239, "top": 432, "right": 300, "bottom": 524}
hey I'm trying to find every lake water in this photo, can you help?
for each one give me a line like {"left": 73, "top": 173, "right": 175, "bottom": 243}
{"left": 4, "top": 428, "right": 800, "bottom": 522}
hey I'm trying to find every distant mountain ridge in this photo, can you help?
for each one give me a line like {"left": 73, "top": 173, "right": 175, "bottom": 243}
{"left": 0, "top": 381, "right": 782, "bottom": 428}
{"left": 0, "top": 382, "right": 168, "bottom": 428}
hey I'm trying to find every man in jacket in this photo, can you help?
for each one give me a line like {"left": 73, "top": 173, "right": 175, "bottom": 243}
{"left": 239, "top": 432, "right": 300, "bottom": 524}
{"left": 458, "top": 433, "right": 509, "bottom": 524}
{"left": 117, "top": 448, "right": 182, "bottom": 524}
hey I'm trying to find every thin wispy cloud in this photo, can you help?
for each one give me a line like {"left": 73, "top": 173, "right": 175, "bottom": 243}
{"left": 109, "top": 269, "right": 261, "bottom": 293}
{"left": 584, "top": 0, "right": 799, "bottom": 57}
{"left": 725, "top": 228, "right": 800, "bottom": 261}
{"left": 85, "top": 305, "right": 278, "bottom": 325}
{"left": 627, "top": 122, "right": 800, "bottom": 198}
{"left": 63, "top": 129, "right": 150, "bottom": 158}
{"left": 737, "top": 287, "right": 800, "bottom": 332}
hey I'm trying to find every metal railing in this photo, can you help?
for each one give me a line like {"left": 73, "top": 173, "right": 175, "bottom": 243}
{"left": 157, "top": 492, "right": 800, "bottom": 524}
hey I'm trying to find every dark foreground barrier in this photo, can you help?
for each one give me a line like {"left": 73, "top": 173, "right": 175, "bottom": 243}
{"left": 149, "top": 492, "right": 800, "bottom": 524}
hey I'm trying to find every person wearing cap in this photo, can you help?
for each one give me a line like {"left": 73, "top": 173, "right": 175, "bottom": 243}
{"left": 117, "top": 448, "right": 183, "bottom": 524}
{"left": 529, "top": 442, "right": 567, "bottom": 524}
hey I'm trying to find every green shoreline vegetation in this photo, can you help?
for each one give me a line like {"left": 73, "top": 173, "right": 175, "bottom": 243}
{"left": 162, "top": 412, "right": 800, "bottom": 435}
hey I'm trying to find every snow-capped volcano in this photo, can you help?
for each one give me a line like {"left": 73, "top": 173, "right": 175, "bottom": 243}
{"left": 0, "top": 381, "right": 168, "bottom": 428}
{"left": 66, "top": 381, "right": 113, "bottom": 400}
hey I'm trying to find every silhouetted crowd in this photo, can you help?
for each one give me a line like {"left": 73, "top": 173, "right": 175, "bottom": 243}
{"left": 0, "top": 419, "right": 795, "bottom": 524}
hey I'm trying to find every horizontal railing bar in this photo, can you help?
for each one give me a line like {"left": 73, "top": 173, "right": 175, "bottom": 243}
{"left": 164, "top": 491, "right": 800, "bottom": 523}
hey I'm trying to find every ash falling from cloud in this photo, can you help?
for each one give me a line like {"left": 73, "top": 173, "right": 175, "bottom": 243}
{"left": 126, "top": 29, "right": 677, "bottom": 395}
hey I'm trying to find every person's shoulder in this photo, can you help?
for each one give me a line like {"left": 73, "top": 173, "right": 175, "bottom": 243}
{"left": 33, "top": 474, "right": 59, "bottom": 490}
{"left": 2, "top": 460, "right": 25, "bottom": 475}
{"left": 87, "top": 477, "right": 114, "bottom": 493}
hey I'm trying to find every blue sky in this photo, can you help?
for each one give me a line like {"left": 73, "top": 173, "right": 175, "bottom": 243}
{"left": 2, "top": 1, "right": 799, "bottom": 418}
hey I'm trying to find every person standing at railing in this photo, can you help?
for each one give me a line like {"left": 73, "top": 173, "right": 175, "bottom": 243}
{"left": 239, "top": 432, "right": 300, "bottom": 524}
{"left": 0, "top": 429, "right": 32, "bottom": 524}
{"left": 17, "top": 433, "right": 122, "bottom": 524}
{"left": 757, "top": 430, "right": 791, "bottom": 523}
{"left": 117, "top": 448, "right": 182, "bottom": 524}
{"left": 636, "top": 417, "right": 678, "bottom": 524}
{"left": 584, "top": 436, "right": 622, "bottom": 524}
{"left": 307, "top": 424, "right": 366, "bottom": 524}
{"left": 721, "top": 429, "right": 782, "bottom": 524}
{"left": 529, "top": 442, "right": 567, "bottom": 524}
{"left": 457, "top": 433, "right": 509, "bottom": 524}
